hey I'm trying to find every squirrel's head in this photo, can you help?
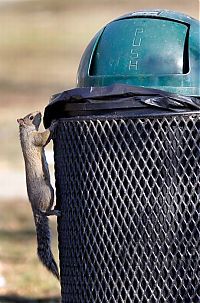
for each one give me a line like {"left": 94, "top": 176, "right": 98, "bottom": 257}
{"left": 17, "top": 111, "right": 42, "bottom": 131}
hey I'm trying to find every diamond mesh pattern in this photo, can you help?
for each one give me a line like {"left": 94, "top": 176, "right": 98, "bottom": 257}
{"left": 54, "top": 114, "right": 200, "bottom": 303}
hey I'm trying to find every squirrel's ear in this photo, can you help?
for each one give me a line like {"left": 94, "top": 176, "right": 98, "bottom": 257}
{"left": 17, "top": 118, "right": 24, "bottom": 125}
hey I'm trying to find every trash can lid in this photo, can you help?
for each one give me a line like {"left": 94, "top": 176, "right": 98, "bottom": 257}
{"left": 77, "top": 10, "right": 200, "bottom": 96}
{"left": 44, "top": 84, "right": 200, "bottom": 128}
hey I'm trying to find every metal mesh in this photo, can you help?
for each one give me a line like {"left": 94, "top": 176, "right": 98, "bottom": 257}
{"left": 54, "top": 114, "right": 200, "bottom": 303}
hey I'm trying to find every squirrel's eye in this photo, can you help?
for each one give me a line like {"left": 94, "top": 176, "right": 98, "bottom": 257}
{"left": 29, "top": 115, "right": 34, "bottom": 121}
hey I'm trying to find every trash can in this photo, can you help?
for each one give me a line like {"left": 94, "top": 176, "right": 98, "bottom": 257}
{"left": 44, "top": 84, "right": 200, "bottom": 302}
{"left": 44, "top": 9, "right": 200, "bottom": 302}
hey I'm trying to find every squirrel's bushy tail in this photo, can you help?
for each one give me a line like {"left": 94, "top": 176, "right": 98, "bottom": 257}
{"left": 34, "top": 214, "right": 59, "bottom": 280}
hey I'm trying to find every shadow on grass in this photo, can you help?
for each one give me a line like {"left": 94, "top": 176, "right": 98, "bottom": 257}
{"left": 0, "top": 296, "right": 60, "bottom": 303}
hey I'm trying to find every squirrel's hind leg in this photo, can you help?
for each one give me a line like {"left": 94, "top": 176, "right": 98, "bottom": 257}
{"left": 40, "top": 209, "right": 61, "bottom": 217}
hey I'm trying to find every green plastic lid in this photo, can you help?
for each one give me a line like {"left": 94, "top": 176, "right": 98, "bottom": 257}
{"left": 77, "top": 10, "right": 200, "bottom": 96}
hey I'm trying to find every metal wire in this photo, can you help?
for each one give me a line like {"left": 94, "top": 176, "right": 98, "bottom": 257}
{"left": 54, "top": 114, "right": 200, "bottom": 303}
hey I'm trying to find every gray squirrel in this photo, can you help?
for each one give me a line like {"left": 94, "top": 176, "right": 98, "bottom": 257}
{"left": 17, "top": 111, "right": 60, "bottom": 280}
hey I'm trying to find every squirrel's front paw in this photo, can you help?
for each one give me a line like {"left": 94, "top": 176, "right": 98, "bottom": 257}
{"left": 49, "top": 120, "right": 58, "bottom": 132}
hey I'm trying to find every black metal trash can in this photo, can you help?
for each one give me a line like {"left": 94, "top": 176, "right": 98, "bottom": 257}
{"left": 44, "top": 85, "right": 200, "bottom": 303}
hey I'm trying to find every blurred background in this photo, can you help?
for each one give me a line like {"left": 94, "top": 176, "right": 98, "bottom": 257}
{"left": 0, "top": 0, "right": 198, "bottom": 301}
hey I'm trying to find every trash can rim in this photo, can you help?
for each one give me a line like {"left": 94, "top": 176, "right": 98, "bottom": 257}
{"left": 44, "top": 84, "right": 200, "bottom": 128}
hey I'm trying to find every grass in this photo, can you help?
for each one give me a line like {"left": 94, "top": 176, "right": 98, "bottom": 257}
{"left": 0, "top": 200, "right": 60, "bottom": 299}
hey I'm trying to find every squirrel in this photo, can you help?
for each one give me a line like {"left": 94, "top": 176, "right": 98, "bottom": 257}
{"left": 17, "top": 111, "right": 60, "bottom": 280}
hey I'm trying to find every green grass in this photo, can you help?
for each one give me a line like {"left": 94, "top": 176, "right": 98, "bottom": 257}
{"left": 0, "top": 200, "right": 60, "bottom": 298}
